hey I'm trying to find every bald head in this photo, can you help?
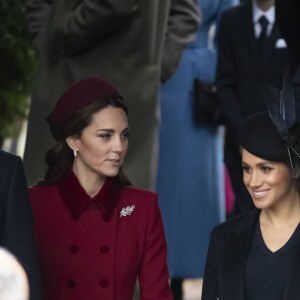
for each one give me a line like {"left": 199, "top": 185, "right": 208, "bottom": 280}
{"left": 0, "top": 248, "right": 29, "bottom": 300}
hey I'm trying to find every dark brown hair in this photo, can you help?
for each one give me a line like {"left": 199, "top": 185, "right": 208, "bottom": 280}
{"left": 37, "top": 97, "right": 131, "bottom": 186}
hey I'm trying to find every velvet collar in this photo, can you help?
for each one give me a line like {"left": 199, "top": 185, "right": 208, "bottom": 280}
{"left": 58, "top": 171, "right": 122, "bottom": 220}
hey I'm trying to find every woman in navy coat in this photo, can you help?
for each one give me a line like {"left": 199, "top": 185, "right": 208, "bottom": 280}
{"left": 0, "top": 150, "right": 41, "bottom": 300}
{"left": 202, "top": 111, "right": 300, "bottom": 299}
{"left": 29, "top": 77, "right": 172, "bottom": 300}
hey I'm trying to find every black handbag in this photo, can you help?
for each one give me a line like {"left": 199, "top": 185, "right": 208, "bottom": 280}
{"left": 193, "top": 79, "right": 222, "bottom": 124}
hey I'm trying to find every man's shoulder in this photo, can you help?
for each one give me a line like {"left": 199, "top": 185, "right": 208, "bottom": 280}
{"left": 0, "top": 150, "right": 19, "bottom": 163}
{"left": 221, "top": 3, "right": 248, "bottom": 21}
{"left": 0, "top": 151, "right": 21, "bottom": 175}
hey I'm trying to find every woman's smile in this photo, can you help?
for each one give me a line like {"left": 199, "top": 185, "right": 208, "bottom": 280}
{"left": 251, "top": 189, "right": 270, "bottom": 200}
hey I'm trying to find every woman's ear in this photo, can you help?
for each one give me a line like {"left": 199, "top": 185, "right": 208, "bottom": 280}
{"left": 290, "top": 161, "right": 300, "bottom": 190}
{"left": 293, "top": 167, "right": 300, "bottom": 179}
{"left": 65, "top": 136, "right": 79, "bottom": 152}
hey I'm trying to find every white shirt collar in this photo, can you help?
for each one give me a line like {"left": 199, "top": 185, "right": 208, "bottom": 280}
{"left": 252, "top": 0, "right": 275, "bottom": 25}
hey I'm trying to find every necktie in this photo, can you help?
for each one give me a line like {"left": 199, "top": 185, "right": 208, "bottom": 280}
{"left": 258, "top": 15, "right": 269, "bottom": 58}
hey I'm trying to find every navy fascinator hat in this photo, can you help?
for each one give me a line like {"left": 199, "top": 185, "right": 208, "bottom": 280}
{"left": 239, "top": 111, "right": 290, "bottom": 162}
{"left": 239, "top": 63, "right": 300, "bottom": 172}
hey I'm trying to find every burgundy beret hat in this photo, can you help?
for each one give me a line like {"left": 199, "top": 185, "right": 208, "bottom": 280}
{"left": 47, "top": 77, "right": 124, "bottom": 140}
{"left": 239, "top": 111, "right": 287, "bottom": 162}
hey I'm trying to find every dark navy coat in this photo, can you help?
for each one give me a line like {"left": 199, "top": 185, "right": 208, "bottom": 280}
{"left": 202, "top": 209, "right": 300, "bottom": 299}
{"left": 0, "top": 150, "right": 41, "bottom": 300}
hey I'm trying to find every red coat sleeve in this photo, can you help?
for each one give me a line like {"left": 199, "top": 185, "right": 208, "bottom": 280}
{"left": 138, "top": 195, "right": 173, "bottom": 299}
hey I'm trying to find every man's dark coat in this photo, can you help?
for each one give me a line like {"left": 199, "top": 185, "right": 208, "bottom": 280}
{"left": 216, "top": 2, "right": 291, "bottom": 214}
{"left": 24, "top": 0, "right": 200, "bottom": 188}
{"left": 0, "top": 150, "right": 41, "bottom": 299}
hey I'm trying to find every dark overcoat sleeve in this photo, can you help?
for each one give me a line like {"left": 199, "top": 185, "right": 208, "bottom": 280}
{"left": 0, "top": 151, "right": 41, "bottom": 300}
{"left": 25, "top": 0, "right": 54, "bottom": 52}
{"left": 47, "top": 0, "right": 139, "bottom": 56}
{"left": 216, "top": 10, "right": 244, "bottom": 147}
{"left": 160, "top": 0, "right": 200, "bottom": 83}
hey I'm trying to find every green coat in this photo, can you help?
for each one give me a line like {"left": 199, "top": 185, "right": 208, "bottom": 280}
{"left": 24, "top": 0, "right": 200, "bottom": 187}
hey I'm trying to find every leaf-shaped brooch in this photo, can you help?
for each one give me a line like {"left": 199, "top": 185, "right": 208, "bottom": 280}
{"left": 120, "top": 205, "right": 135, "bottom": 217}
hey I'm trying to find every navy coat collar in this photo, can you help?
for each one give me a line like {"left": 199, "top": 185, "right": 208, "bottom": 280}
{"left": 221, "top": 209, "right": 260, "bottom": 298}
{"left": 58, "top": 171, "right": 121, "bottom": 220}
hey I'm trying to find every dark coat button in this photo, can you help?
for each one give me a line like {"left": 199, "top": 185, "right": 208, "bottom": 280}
{"left": 67, "top": 279, "right": 77, "bottom": 289}
{"left": 100, "top": 246, "right": 110, "bottom": 254}
{"left": 70, "top": 245, "right": 79, "bottom": 254}
{"left": 99, "top": 279, "right": 109, "bottom": 288}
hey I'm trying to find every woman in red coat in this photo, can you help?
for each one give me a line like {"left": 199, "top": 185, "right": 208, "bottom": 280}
{"left": 29, "top": 77, "right": 173, "bottom": 300}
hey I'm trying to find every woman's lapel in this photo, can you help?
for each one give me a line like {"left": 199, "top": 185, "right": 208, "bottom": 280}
{"left": 221, "top": 210, "right": 260, "bottom": 298}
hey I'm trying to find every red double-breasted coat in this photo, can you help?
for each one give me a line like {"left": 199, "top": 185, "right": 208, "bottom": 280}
{"left": 29, "top": 171, "right": 172, "bottom": 299}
